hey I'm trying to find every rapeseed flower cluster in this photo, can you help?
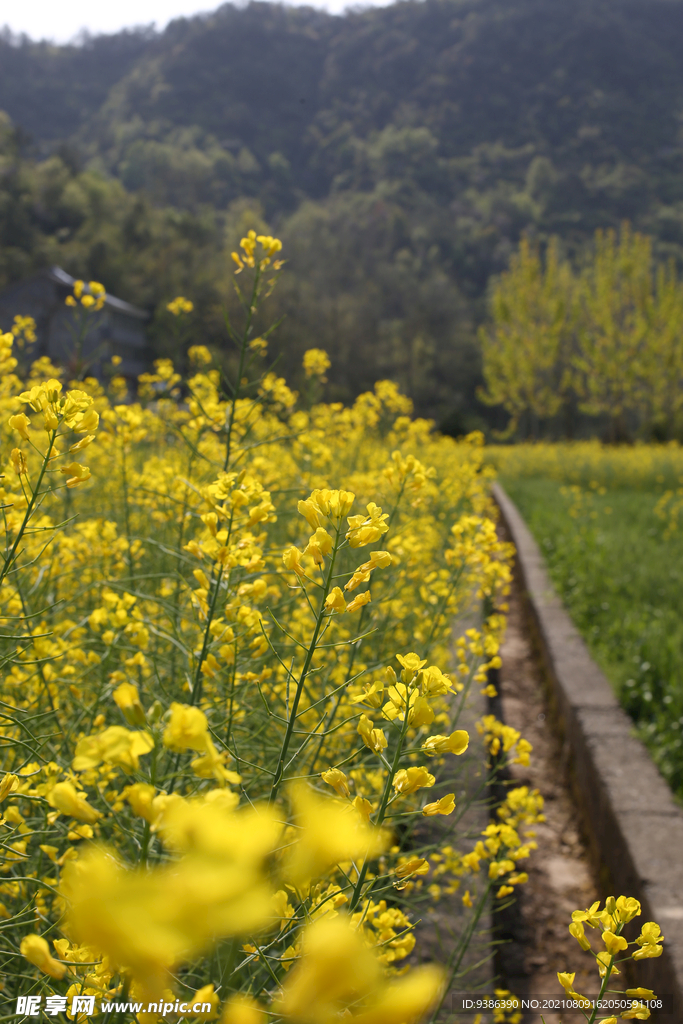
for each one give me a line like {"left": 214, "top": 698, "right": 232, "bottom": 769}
{"left": 557, "top": 896, "right": 664, "bottom": 1023}
{"left": 65, "top": 280, "right": 107, "bottom": 312}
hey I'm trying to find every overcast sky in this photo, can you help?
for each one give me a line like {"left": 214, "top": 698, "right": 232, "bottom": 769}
{"left": 1, "top": 0, "right": 390, "bottom": 43}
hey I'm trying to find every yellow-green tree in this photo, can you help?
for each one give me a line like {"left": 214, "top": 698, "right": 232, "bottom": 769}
{"left": 481, "top": 224, "right": 683, "bottom": 440}
{"left": 639, "top": 258, "right": 683, "bottom": 438}
{"left": 573, "top": 224, "right": 653, "bottom": 439}
{"left": 479, "top": 236, "right": 574, "bottom": 437}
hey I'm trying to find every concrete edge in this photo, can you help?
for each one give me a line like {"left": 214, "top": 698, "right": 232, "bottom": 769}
{"left": 492, "top": 481, "right": 683, "bottom": 1017}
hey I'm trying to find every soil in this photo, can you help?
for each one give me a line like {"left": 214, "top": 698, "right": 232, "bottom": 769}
{"left": 494, "top": 575, "right": 624, "bottom": 1023}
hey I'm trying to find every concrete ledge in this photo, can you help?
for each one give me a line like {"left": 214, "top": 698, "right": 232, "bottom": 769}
{"left": 492, "top": 482, "right": 683, "bottom": 1018}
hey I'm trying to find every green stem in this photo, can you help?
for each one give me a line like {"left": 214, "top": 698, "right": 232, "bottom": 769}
{"left": 223, "top": 269, "right": 261, "bottom": 472}
{"left": 308, "top": 605, "right": 366, "bottom": 774}
{"left": 218, "top": 935, "right": 240, "bottom": 993}
{"left": 269, "top": 527, "right": 342, "bottom": 803}
{"left": 428, "top": 879, "right": 494, "bottom": 1024}
{"left": 348, "top": 693, "right": 412, "bottom": 912}
{"left": 119, "top": 448, "right": 134, "bottom": 580}
{"left": 1, "top": 431, "right": 55, "bottom": 589}
{"left": 138, "top": 742, "right": 158, "bottom": 866}
{"left": 585, "top": 937, "right": 618, "bottom": 1024}
{"left": 190, "top": 561, "right": 225, "bottom": 708}
{"left": 169, "top": 449, "right": 196, "bottom": 686}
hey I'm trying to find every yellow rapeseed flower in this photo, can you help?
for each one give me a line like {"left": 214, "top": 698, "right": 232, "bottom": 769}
{"left": 422, "top": 794, "right": 456, "bottom": 816}
{"left": 20, "top": 934, "right": 66, "bottom": 979}
{"left": 392, "top": 767, "right": 435, "bottom": 796}
{"left": 421, "top": 731, "right": 469, "bottom": 756}
{"left": 48, "top": 782, "right": 101, "bottom": 824}
{"left": 321, "top": 769, "right": 351, "bottom": 798}
{"left": 303, "top": 349, "right": 331, "bottom": 380}
{"left": 167, "top": 296, "right": 194, "bottom": 316}
{"left": 113, "top": 681, "right": 146, "bottom": 726}
{"left": 284, "top": 785, "right": 385, "bottom": 885}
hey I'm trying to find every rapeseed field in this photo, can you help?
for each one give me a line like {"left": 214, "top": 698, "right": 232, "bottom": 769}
{"left": 0, "top": 237, "right": 660, "bottom": 1024}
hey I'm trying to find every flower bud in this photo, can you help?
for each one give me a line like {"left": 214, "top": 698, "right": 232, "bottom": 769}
{"left": 113, "top": 682, "right": 146, "bottom": 727}
{"left": 0, "top": 773, "right": 18, "bottom": 801}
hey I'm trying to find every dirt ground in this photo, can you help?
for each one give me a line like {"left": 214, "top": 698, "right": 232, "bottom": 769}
{"left": 494, "top": 577, "right": 623, "bottom": 1023}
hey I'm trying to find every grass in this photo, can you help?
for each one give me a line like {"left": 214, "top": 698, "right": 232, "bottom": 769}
{"left": 501, "top": 476, "right": 683, "bottom": 799}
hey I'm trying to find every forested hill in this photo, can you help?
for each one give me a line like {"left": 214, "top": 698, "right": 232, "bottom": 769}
{"left": 5, "top": 0, "right": 683, "bottom": 214}
{"left": 2, "top": 0, "right": 683, "bottom": 425}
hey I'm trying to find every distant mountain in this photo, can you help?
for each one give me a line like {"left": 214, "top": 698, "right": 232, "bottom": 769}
{"left": 0, "top": 28, "right": 152, "bottom": 146}
{"left": 2, "top": 0, "right": 683, "bottom": 425}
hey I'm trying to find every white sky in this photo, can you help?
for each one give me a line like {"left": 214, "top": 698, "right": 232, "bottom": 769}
{"left": 1, "top": 0, "right": 389, "bottom": 43}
